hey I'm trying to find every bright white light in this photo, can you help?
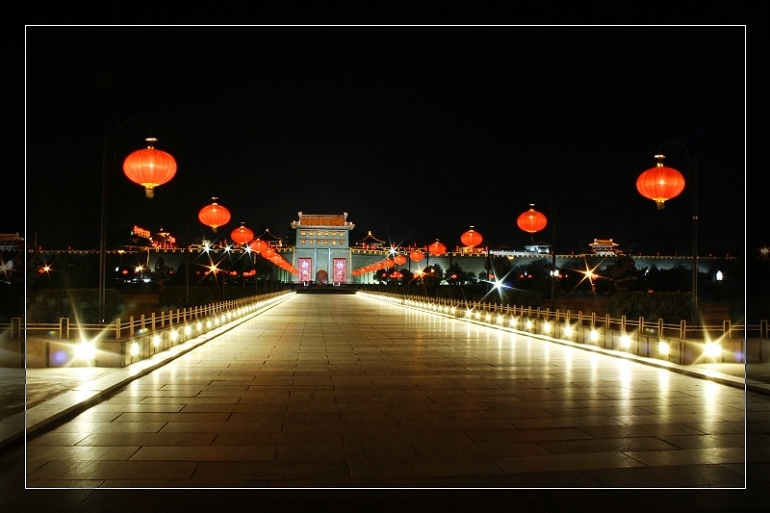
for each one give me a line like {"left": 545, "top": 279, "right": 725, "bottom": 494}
{"left": 658, "top": 341, "right": 670, "bottom": 355}
{"left": 170, "top": 329, "right": 179, "bottom": 341}
{"left": 130, "top": 342, "right": 139, "bottom": 356}
{"left": 620, "top": 334, "right": 631, "bottom": 348}
{"left": 526, "top": 320, "right": 533, "bottom": 330}
{"left": 497, "top": 314, "right": 504, "bottom": 325}
{"left": 197, "top": 321, "right": 203, "bottom": 331}
{"left": 543, "top": 322, "right": 551, "bottom": 333}
{"left": 74, "top": 342, "right": 96, "bottom": 360}
{"left": 184, "top": 325, "right": 192, "bottom": 336}
{"left": 509, "top": 317, "right": 518, "bottom": 328}
{"left": 715, "top": 270, "right": 723, "bottom": 281}
{"left": 153, "top": 334, "right": 161, "bottom": 347}
{"left": 590, "top": 329, "right": 599, "bottom": 342}
{"left": 704, "top": 342, "right": 722, "bottom": 358}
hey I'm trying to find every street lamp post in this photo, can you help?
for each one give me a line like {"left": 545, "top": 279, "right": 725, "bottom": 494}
{"left": 98, "top": 120, "right": 177, "bottom": 324}
{"left": 637, "top": 140, "right": 698, "bottom": 324}
{"left": 517, "top": 198, "right": 558, "bottom": 310}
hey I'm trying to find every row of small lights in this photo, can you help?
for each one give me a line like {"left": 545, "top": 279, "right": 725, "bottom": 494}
{"left": 73, "top": 294, "right": 287, "bottom": 362}
{"left": 376, "top": 295, "right": 724, "bottom": 361}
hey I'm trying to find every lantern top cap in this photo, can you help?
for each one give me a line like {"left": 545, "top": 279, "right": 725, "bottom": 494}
{"left": 145, "top": 137, "right": 158, "bottom": 147}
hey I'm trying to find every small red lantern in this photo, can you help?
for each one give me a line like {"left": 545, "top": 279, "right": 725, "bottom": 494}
{"left": 393, "top": 255, "right": 407, "bottom": 266}
{"left": 428, "top": 240, "right": 446, "bottom": 256}
{"left": 198, "top": 198, "right": 231, "bottom": 233}
{"left": 410, "top": 250, "right": 425, "bottom": 262}
{"left": 230, "top": 223, "right": 254, "bottom": 245}
{"left": 249, "top": 239, "right": 268, "bottom": 253}
{"left": 461, "top": 227, "right": 483, "bottom": 248}
{"left": 517, "top": 206, "right": 547, "bottom": 234}
{"left": 261, "top": 246, "right": 277, "bottom": 259}
{"left": 123, "top": 138, "right": 177, "bottom": 198}
{"left": 636, "top": 154, "right": 686, "bottom": 210}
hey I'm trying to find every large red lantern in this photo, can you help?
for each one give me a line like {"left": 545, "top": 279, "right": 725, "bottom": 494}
{"left": 122, "top": 138, "right": 177, "bottom": 198}
{"left": 198, "top": 198, "right": 231, "bottom": 233}
{"left": 410, "top": 250, "right": 425, "bottom": 262}
{"left": 428, "top": 240, "right": 446, "bottom": 256}
{"left": 393, "top": 255, "right": 407, "bottom": 266}
{"left": 249, "top": 238, "right": 268, "bottom": 253}
{"left": 636, "top": 155, "right": 686, "bottom": 210}
{"left": 230, "top": 223, "right": 254, "bottom": 245}
{"left": 517, "top": 206, "right": 547, "bottom": 234}
{"left": 461, "top": 227, "right": 483, "bottom": 248}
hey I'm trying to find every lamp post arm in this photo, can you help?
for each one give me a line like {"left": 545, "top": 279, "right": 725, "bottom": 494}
{"left": 98, "top": 119, "right": 155, "bottom": 324}
{"left": 658, "top": 139, "right": 698, "bottom": 324}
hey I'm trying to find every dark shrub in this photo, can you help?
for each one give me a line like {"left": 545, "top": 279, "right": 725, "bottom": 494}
{"left": 607, "top": 291, "right": 692, "bottom": 322}
{"left": 26, "top": 289, "right": 126, "bottom": 323}
{"left": 159, "top": 286, "right": 213, "bottom": 309}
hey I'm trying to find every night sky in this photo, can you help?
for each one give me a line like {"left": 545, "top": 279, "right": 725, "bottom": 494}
{"left": 24, "top": 26, "right": 747, "bottom": 257}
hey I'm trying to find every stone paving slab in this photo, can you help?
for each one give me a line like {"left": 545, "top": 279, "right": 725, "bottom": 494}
{"left": 2, "top": 293, "right": 770, "bottom": 510}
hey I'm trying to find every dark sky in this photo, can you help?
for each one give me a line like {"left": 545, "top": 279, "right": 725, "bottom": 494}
{"left": 24, "top": 26, "right": 747, "bottom": 256}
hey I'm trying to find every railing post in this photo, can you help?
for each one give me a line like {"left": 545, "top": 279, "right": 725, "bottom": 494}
{"left": 129, "top": 316, "right": 135, "bottom": 337}
{"left": 59, "top": 317, "right": 68, "bottom": 339}
{"left": 723, "top": 320, "right": 731, "bottom": 339}
{"left": 679, "top": 320, "right": 686, "bottom": 340}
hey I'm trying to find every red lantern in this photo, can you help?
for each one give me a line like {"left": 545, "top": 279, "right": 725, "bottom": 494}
{"left": 122, "top": 138, "right": 177, "bottom": 198}
{"left": 261, "top": 246, "right": 276, "bottom": 259}
{"left": 230, "top": 223, "right": 254, "bottom": 245}
{"left": 249, "top": 239, "right": 268, "bottom": 253}
{"left": 461, "top": 228, "right": 483, "bottom": 248}
{"left": 383, "top": 258, "right": 394, "bottom": 268}
{"left": 636, "top": 155, "right": 686, "bottom": 210}
{"left": 198, "top": 198, "right": 231, "bottom": 233}
{"left": 393, "top": 255, "right": 407, "bottom": 266}
{"left": 410, "top": 250, "right": 425, "bottom": 262}
{"left": 517, "top": 207, "right": 547, "bottom": 234}
{"left": 428, "top": 240, "right": 446, "bottom": 256}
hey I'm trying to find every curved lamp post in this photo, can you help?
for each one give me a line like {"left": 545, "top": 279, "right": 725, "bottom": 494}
{"left": 99, "top": 120, "right": 177, "bottom": 324}
{"left": 637, "top": 140, "right": 698, "bottom": 323}
{"left": 517, "top": 198, "right": 558, "bottom": 310}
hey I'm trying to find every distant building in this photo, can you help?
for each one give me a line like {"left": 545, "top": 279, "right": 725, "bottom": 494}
{"left": 291, "top": 212, "right": 355, "bottom": 283}
{"left": 590, "top": 238, "right": 622, "bottom": 256}
{"left": 0, "top": 233, "right": 24, "bottom": 251}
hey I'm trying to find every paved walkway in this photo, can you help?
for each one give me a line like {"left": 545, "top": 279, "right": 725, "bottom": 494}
{"left": 1, "top": 293, "right": 770, "bottom": 510}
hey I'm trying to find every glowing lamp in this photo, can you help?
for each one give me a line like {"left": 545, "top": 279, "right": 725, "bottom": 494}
{"left": 393, "top": 255, "right": 407, "bottom": 266}
{"left": 122, "top": 138, "right": 177, "bottom": 198}
{"left": 261, "top": 246, "right": 277, "bottom": 259}
{"left": 410, "top": 250, "right": 425, "bottom": 262}
{"left": 198, "top": 198, "right": 231, "bottom": 233}
{"left": 230, "top": 223, "right": 254, "bottom": 245}
{"left": 428, "top": 240, "right": 446, "bottom": 256}
{"left": 249, "top": 239, "right": 268, "bottom": 253}
{"left": 636, "top": 154, "right": 686, "bottom": 210}
{"left": 461, "top": 227, "right": 483, "bottom": 248}
{"left": 517, "top": 207, "right": 547, "bottom": 233}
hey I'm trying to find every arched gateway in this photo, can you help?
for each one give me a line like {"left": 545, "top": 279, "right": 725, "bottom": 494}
{"left": 291, "top": 212, "right": 355, "bottom": 284}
